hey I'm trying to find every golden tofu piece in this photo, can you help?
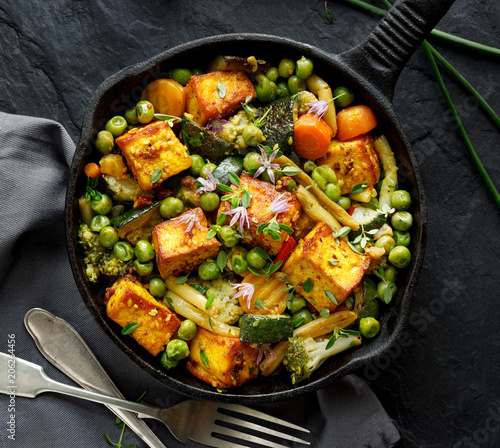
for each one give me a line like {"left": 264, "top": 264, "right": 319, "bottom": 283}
{"left": 152, "top": 207, "right": 220, "bottom": 279}
{"left": 318, "top": 134, "right": 380, "bottom": 195}
{"left": 116, "top": 120, "right": 191, "bottom": 191}
{"left": 185, "top": 70, "right": 257, "bottom": 126}
{"left": 106, "top": 277, "right": 181, "bottom": 356}
{"left": 217, "top": 173, "right": 301, "bottom": 256}
{"left": 186, "top": 327, "right": 259, "bottom": 388}
{"left": 282, "top": 222, "right": 371, "bottom": 312}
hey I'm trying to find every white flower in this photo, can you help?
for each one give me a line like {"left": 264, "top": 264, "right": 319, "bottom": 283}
{"left": 196, "top": 171, "right": 218, "bottom": 194}
{"left": 306, "top": 100, "right": 329, "bottom": 119}
{"left": 269, "top": 193, "right": 291, "bottom": 214}
{"left": 172, "top": 209, "right": 206, "bottom": 232}
{"left": 230, "top": 282, "right": 255, "bottom": 310}
{"left": 254, "top": 147, "right": 280, "bottom": 184}
{"left": 224, "top": 206, "right": 250, "bottom": 233}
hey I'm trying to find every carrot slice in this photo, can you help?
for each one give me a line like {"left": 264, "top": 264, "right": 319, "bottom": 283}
{"left": 294, "top": 113, "right": 333, "bottom": 160}
{"left": 84, "top": 162, "right": 101, "bottom": 179}
{"left": 336, "top": 105, "right": 378, "bottom": 141}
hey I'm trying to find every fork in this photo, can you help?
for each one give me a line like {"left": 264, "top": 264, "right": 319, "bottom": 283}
{"left": 0, "top": 352, "right": 309, "bottom": 448}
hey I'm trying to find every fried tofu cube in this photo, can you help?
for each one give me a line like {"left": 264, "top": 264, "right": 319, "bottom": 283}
{"left": 116, "top": 120, "right": 191, "bottom": 191}
{"left": 317, "top": 134, "right": 380, "bottom": 195}
{"left": 152, "top": 207, "right": 220, "bottom": 279}
{"left": 186, "top": 327, "right": 259, "bottom": 388}
{"left": 282, "top": 222, "right": 371, "bottom": 312}
{"left": 185, "top": 70, "right": 257, "bottom": 126}
{"left": 106, "top": 277, "right": 181, "bottom": 356}
{"left": 217, "top": 172, "right": 301, "bottom": 256}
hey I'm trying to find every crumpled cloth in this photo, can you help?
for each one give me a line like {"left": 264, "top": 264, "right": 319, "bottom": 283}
{"left": 0, "top": 112, "right": 400, "bottom": 448}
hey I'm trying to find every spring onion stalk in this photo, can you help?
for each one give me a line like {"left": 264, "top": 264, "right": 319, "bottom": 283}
{"left": 340, "top": 0, "right": 500, "bottom": 58}
{"left": 422, "top": 41, "right": 500, "bottom": 208}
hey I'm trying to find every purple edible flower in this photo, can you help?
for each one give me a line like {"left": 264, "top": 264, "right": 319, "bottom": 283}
{"left": 269, "top": 193, "right": 291, "bottom": 214}
{"left": 205, "top": 114, "right": 229, "bottom": 135}
{"left": 224, "top": 206, "right": 250, "bottom": 233}
{"left": 196, "top": 171, "right": 219, "bottom": 194}
{"left": 306, "top": 100, "right": 329, "bottom": 119}
{"left": 172, "top": 209, "right": 206, "bottom": 232}
{"left": 257, "top": 343, "right": 276, "bottom": 365}
{"left": 230, "top": 282, "right": 255, "bottom": 310}
{"left": 253, "top": 146, "right": 280, "bottom": 184}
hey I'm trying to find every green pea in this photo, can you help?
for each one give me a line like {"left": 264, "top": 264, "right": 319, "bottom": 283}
{"left": 374, "top": 235, "right": 396, "bottom": 254}
{"left": 133, "top": 259, "right": 153, "bottom": 277}
{"left": 337, "top": 196, "right": 351, "bottom": 211}
{"left": 99, "top": 226, "right": 119, "bottom": 248}
{"left": 365, "top": 197, "right": 380, "bottom": 211}
{"left": 270, "top": 81, "right": 278, "bottom": 99}
{"left": 384, "top": 265, "right": 398, "bottom": 283}
{"left": 390, "top": 190, "right": 412, "bottom": 211}
{"left": 124, "top": 106, "right": 139, "bottom": 125}
{"left": 170, "top": 68, "right": 192, "bottom": 86}
{"left": 276, "top": 81, "right": 291, "bottom": 98}
{"left": 303, "top": 160, "right": 317, "bottom": 174}
{"left": 319, "top": 166, "right": 337, "bottom": 184}
{"left": 189, "top": 154, "right": 205, "bottom": 177}
{"left": 391, "top": 211, "right": 413, "bottom": 231}
{"left": 295, "top": 56, "right": 314, "bottom": 80}
{"left": 149, "top": 277, "right": 167, "bottom": 298}
{"left": 311, "top": 167, "right": 327, "bottom": 190}
{"left": 136, "top": 100, "right": 155, "bottom": 124}
{"left": 265, "top": 66, "right": 279, "bottom": 82}
{"left": 198, "top": 260, "right": 221, "bottom": 280}
{"left": 359, "top": 317, "right": 380, "bottom": 338}
{"left": 278, "top": 58, "right": 296, "bottom": 78}
{"left": 325, "top": 183, "right": 341, "bottom": 202}
{"left": 389, "top": 246, "right": 411, "bottom": 268}
{"left": 105, "top": 116, "right": 127, "bottom": 137}
{"left": 246, "top": 248, "right": 268, "bottom": 269}
{"left": 289, "top": 296, "right": 306, "bottom": 314}
{"left": 95, "top": 130, "right": 114, "bottom": 154}
{"left": 286, "top": 178, "right": 297, "bottom": 192}
{"left": 242, "top": 124, "right": 264, "bottom": 146}
{"left": 178, "top": 320, "right": 197, "bottom": 341}
{"left": 287, "top": 75, "right": 306, "bottom": 95}
{"left": 160, "top": 197, "right": 184, "bottom": 219}
{"left": 166, "top": 339, "right": 190, "bottom": 360}
{"left": 377, "top": 280, "right": 397, "bottom": 301}
{"left": 191, "top": 68, "right": 203, "bottom": 76}
{"left": 292, "top": 309, "right": 313, "bottom": 327}
{"left": 260, "top": 169, "right": 281, "bottom": 184}
{"left": 89, "top": 215, "right": 111, "bottom": 232}
{"left": 333, "top": 86, "right": 355, "bottom": 108}
{"left": 200, "top": 162, "right": 217, "bottom": 179}
{"left": 218, "top": 226, "right": 238, "bottom": 248}
{"left": 200, "top": 192, "right": 220, "bottom": 212}
{"left": 243, "top": 152, "right": 262, "bottom": 172}
{"left": 113, "top": 241, "right": 134, "bottom": 261}
{"left": 232, "top": 253, "right": 248, "bottom": 275}
{"left": 91, "top": 194, "right": 113, "bottom": 215}
{"left": 135, "top": 239, "right": 155, "bottom": 262}
{"left": 393, "top": 230, "right": 411, "bottom": 247}
{"left": 254, "top": 74, "right": 274, "bottom": 103}
{"left": 161, "top": 351, "right": 179, "bottom": 369}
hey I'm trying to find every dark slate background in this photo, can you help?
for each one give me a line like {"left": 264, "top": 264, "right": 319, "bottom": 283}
{"left": 1, "top": 0, "right": 499, "bottom": 447}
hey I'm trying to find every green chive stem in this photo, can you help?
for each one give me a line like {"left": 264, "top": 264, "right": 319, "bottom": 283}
{"left": 422, "top": 40, "right": 500, "bottom": 208}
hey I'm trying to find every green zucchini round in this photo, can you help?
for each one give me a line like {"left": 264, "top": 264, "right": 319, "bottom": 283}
{"left": 239, "top": 314, "right": 294, "bottom": 343}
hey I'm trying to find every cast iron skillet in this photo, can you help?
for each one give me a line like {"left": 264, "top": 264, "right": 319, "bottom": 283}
{"left": 66, "top": 0, "right": 455, "bottom": 403}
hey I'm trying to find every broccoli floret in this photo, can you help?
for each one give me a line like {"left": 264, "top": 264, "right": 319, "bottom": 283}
{"left": 283, "top": 333, "right": 362, "bottom": 385}
{"left": 78, "top": 223, "right": 132, "bottom": 282}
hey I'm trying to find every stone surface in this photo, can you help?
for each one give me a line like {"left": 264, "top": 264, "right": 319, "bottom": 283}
{"left": 1, "top": 0, "right": 499, "bottom": 447}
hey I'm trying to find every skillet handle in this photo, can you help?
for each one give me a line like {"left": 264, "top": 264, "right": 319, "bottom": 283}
{"left": 338, "top": 0, "right": 455, "bottom": 99}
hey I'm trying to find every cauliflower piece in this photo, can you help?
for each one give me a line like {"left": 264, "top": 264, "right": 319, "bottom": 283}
{"left": 216, "top": 108, "right": 255, "bottom": 150}
{"left": 296, "top": 90, "right": 318, "bottom": 115}
{"left": 188, "top": 276, "right": 244, "bottom": 325}
{"left": 78, "top": 224, "right": 132, "bottom": 282}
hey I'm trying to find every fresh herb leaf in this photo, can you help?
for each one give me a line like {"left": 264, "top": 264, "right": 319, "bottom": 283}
{"left": 241, "top": 95, "right": 256, "bottom": 117}
{"left": 154, "top": 113, "right": 182, "bottom": 127}
{"left": 207, "top": 227, "right": 218, "bottom": 240}
{"left": 342, "top": 329, "right": 361, "bottom": 336}
{"left": 344, "top": 296, "right": 354, "bottom": 310}
{"left": 333, "top": 226, "right": 351, "bottom": 238}
{"left": 279, "top": 224, "right": 293, "bottom": 233}
{"left": 280, "top": 166, "right": 302, "bottom": 176}
{"left": 216, "top": 250, "right": 227, "bottom": 272}
{"left": 216, "top": 212, "right": 227, "bottom": 225}
{"left": 206, "top": 293, "right": 215, "bottom": 310}
{"left": 326, "top": 334, "right": 337, "bottom": 350}
{"left": 382, "top": 283, "right": 395, "bottom": 304}
{"left": 303, "top": 279, "right": 313, "bottom": 293}
{"left": 255, "top": 298, "right": 265, "bottom": 309}
{"left": 217, "top": 184, "right": 234, "bottom": 193}
{"left": 191, "top": 284, "right": 209, "bottom": 295}
{"left": 350, "top": 182, "right": 370, "bottom": 194}
{"left": 325, "top": 1, "right": 333, "bottom": 23}
{"left": 255, "top": 247, "right": 272, "bottom": 260}
{"left": 294, "top": 317, "right": 305, "bottom": 328}
{"left": 247, "top": 266, "right": 263, "bottom": 276}
{"left": 174, "top": 274, "right": 189, "bottom": 284}
{"left": 121, "top": 322, "right": 140, "bottom": 335}
{"left": 328, "top": 259, "right": 339, "bottom": 266}
{"left": 228, "top": 171, "right": 240, "bottom": 186}
{"left": 320, "top": 308, "right": 330, "bottom": 318}
{"left": 151, "top": 167, "right": 163, "bottom": 183}
{"left": 241, "top": 190, "right": 251, "bottom": 208}
{"left": 268, "top": 260, "right": 283, "bottom": 275}
{"left": 217, "top": 76, "right": 226, "bottom": 98}
{"left": 164, "top": 296, "right": 174, "bottom": 309}
{"left": 348, "top": 241, "right": 363, "bottom": 255}
{"left": 208, "top": 316, "right": 214, "bottom": 331}
{"left": 324, "top": 289, "right": 338, "bottom": 305}
{"left": 200, "top": 349, "right": 209, "bottom": 368}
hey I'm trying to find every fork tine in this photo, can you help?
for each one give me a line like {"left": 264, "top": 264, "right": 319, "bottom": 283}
{"left": 217, "top": 403, "right": 310, "bottom": 433}
{"left": 212, "top": 425, "right": 294, "bottom": 448}
{"left": 193, "top": 436, "right": 250, "bottom": 448}
{"left": 216, "top": 412, "right": 310, "bottom": 445}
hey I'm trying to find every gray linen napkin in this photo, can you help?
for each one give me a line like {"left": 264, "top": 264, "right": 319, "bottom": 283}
{"left": 0, "top": 112, "right": 400, "bottom": 448}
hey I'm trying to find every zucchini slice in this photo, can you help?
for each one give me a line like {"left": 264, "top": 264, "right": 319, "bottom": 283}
{"left": 349, "top": 206, "right": 386, "bottom": 239}
{"left": 101, "top": 175, "right": 144, "bottom": 204}
{"left": 355, "top": 277, "right": 381, "bottom": 325}
{"left": 259, "top": 96, "right": 296, "bottom": 153}
{"left": 239, "top": 314, "right": 294, "bottom": 343}
{"left": 181, "top": 116, "right": 236, "bottom": 163}
{"left": 212, "top": 156, "right": 244, "bottom": 185}
{"left": 111, "top": 202, "right": 162, "bottom": 245}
